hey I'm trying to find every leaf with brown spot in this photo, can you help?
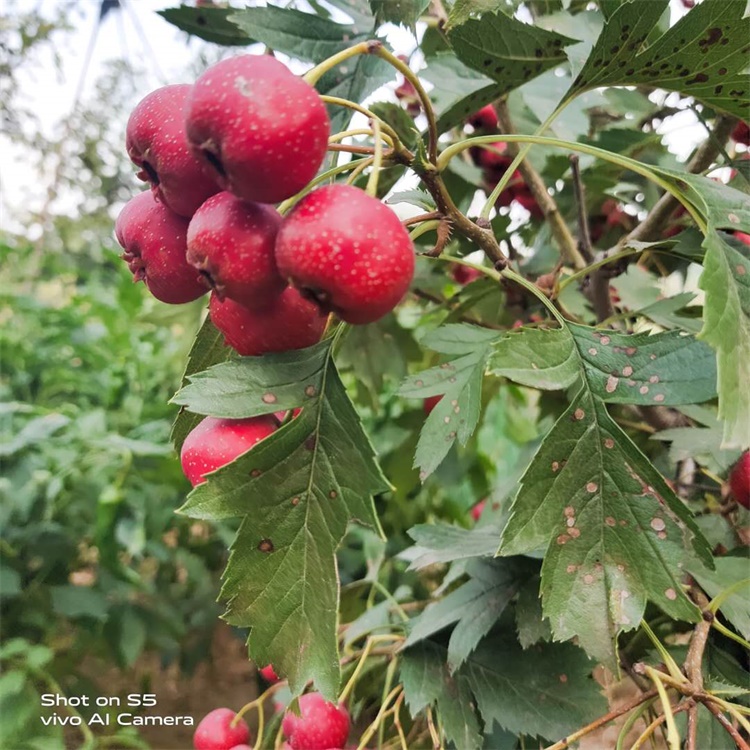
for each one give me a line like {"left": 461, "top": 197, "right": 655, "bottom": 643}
{"left": 498, "top": 388, "right": 711, "bottom": 665}
{"left": 565, "top": 0, "right": 750, "bottom": 119}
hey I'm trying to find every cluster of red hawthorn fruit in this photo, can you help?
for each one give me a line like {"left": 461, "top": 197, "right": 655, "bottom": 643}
{"left": 115, "top": 53, "right": 417, "bottom": 750}
{"left": 193, "top": 690, "right": 351, "bottom": 750}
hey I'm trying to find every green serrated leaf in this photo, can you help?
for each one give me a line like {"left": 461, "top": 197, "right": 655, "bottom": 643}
{"left": 569, "top": 323, "right": 717, "bottom": 406}
{"left": 566, "top": 0, "right": 750, "bottom": 120}
{"left": 698, "top": 230, "right": 750, "bottom": 448}
{"left": 462, "top": 632, "right": 607, "bottom": 740}
{"left": 447, "top": 12, "right": 576, "bottom": 104}
{"left": 420, "top": 55, "right": 504, "bottom": 135}
{"left": 230, "top": 7, "right": 365, "bottom": 62}
{"left": 399, "top": 325, "right": 498, "bottom": 477}
{"left": 369, "top": 0, "right": 430, "bottom": 28}
{"left": 171, "top": 314, "right": 228, "bottom": 452}
{"left": 172, "top": 342, "right": 329, "bottom": 419}
{"left": 387, "top": 189, "right": 436, "bottom": 211}
{"left": 447, "top": 0, "right": 506, "bottom": 29}
{"left": 179, "top": 344, "right": 388, "bottom": 700}
{"left": 158, "top": 6, "right": 254, "bottom": 45}
{"left": 499, "top": 388, "right": 710, "bottom": 664}
{"left": 400, "top": 641, "right": 483, "bottom": 750}
{"left": 515, "top": 575, "right": 552, "bottom": 648}
{"left": 405, "top": 559, "right": 523, "bottom": 671}
{"left": 406, "top": 523, "right": 499, "bottom": 569}
{"left": 489, "top": 327, "right": 579, "bottom": 391}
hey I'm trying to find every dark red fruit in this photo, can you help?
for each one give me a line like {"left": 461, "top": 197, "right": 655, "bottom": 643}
{"left": 471, "top": 499, "right": 486, "bottom": 521}
{"left": 394, "top": 60, "right": 420, "bottom": 117}
{"left": 210, "top": 288, "right": 327, "bottom": 357}
{"left": 115, "top": 191, "right": 207, "bottom": 304}
{"left": 275, "top": 185, "right": 415, "bottom": 325}
{"left": 467, "top": 104, "right": 498, "bottom": 132}
{"left": 423, "top": 395, "right": 442, "bottom": 415}
{"left": 282, "top": 693, "right": 350, "bottom": 750}
{"left": 731, "top": 121, "right": 750, "bottom": 146}
{"left": 451, "top": 264, "right": 482, "bottom": 285}
{"left": 126, "top": 84, "right": 219, "bottom": 217}
{"left": 259, "top": 665, "right": 279, "bottom": 683}
{"left": 470, "top": 141, "right": 509, "bottom": 171}
{"left": 193, "top": 708, "right": 250, "bottom": 750}
{"left": 729, "top": 451, "right": 750, "bottom": 510}
{"left": 514, "top": 188, "right": 544, "bottom": 219}
{"left": 186, "top": 55, "right": 330, "bottom": 204}
{"left": 187, "top": 192, "right": 284, "bottom": 308}
{"left": 181, "top": 416, "right": 278, "bottom": 487}
{"left": 735, "top": 231, "right": 750, "bottom": 246}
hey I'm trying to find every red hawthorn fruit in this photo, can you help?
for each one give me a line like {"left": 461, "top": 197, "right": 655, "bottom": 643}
{"left": 451, "top": 264, "right": 483, "bottom": 285}
{"left": 187, "top": 192, "right": 284, "bottom": 308}
{"left": 730, "top": 451, "right": 750, "bottom": 510}
{"left": 126, "top": 84, "right": 220, "bottom": 217}
{"left": 210, "top": 288, "right": 328, "bottom": 357}
{"left": 513, "top": 188, "right": 544, "bottom": 219}
{"left": 185, "top": 55, "right": 330, "bottom": 204}
{"left": 467, "top": 104, "right": 498, "bottom": 132}
{"left": 181, "top": 415, "right": 278, "bottom": 487}
{"left": 259, "top": 665, "right": 280, "bottom": 683}
{"left": 735, "top": 231, "right": 750, "bottom": 246}
{"left": 731, "top": 121, "right": 750, "bottom": 147}
{"left": 470, "top": 141, "right": 509, "bottom": 171}
{"left": 193, "top": 708, "right": 250, "bottom": 750}
{"left": 115, "top": 191, "right": 207, "bottom": 304}
{"left": 423, "top": 395, "right": 442, "bottom": 415}
{"left": 274, "top": 185, "right": 415, "bottom": 325}
{"left": 395, "top": 77, "right": 420, "bottom": 116}
{"left": 281, "top": 693, "right": 350, "bottom": 750}
{"left": 471, "top": 499, "right": 486, "bottom": 521}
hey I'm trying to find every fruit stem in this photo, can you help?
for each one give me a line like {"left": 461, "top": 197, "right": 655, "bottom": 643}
{"left": 366, "top": 118, "right": 384, "bottom": 197}
{"left": 346, "top": 156, "right": 375, "bottom": 186}
{"left": 329, "top": 128, "right": 394, "bottom": 149}
{"left": 320, "top": 96, "right": 405, "bottom": 154}
{"left": 303, "top": 41, "right": 372, "bottom": 86}
{"left": 370, "top": 45, "right": 439, "bottom": 165}
{"left": 277, "top": 158, "right": 375, "bottom": 215}
{"left": 338, "top": 634, "right": 397, "bottom": 705}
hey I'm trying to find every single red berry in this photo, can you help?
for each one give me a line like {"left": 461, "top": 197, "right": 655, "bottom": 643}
{"left": 115, "top": 191, "right": 207, "bottom": 304}
{"left": 467, "top": 104, "right": 498, "bottom": 131}
{"left": 275, "top": 185, "right": 415, "bottom": 325}
{"left": 731, "top": 121, "right": 750, "bottom": 146}
{"left": 186, "top": 55, "right": 330, "bottom": 204}
{"left": 470, "top": 141, "right": 508, "bottom": 171}
{"left": 193, "top": 708, "right": 250, "bottom": 750}
{"left": 735, "top": 231, "right": 750, "bottom": 246}
{"left": 680, "top": 0, "right": 695, "bottom": 7}
{"left": 187, "top": 192, "right": 284, "bottom": 308}
{"left": 210, "top": 288, "right": 327, "bottom": 357}
{"left": 126, "top": 84, "right": 220, "bottom": 217}
{"left": 729, "top": 451, "right": 750, "bottom": 509}
{"left": 471, "top": 499, "right": 486, "bottom": 521}
{"left": 513, "top": 188, "right": 544, "bottom": 219}
{"left": 451, "top": 264, "right": 482, "bottom": 285}
{"left": 423, "top": 395, "right": 442, "bottom": 415}
{"left": 395, "top": 73, "right": 420, "bottom": 116}
{"left": 282, "top": 693, "right": 350, "bottom": 750}
{"left": 259, "top": 665, "right": 279, "bottom": 683}
{"left": 181, "top": 416, "right": 278, "bottom": 487}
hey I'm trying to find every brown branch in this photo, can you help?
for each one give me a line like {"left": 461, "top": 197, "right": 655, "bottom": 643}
{"left": 495, "top": 100, "right": 586, "bottom": 270}
{"left": 702, "top": 698, "right": 750, "bottom": 750}
{"left": 402, "top": 211, "right": 442, "bottom": 227}
{"left": 685, "top": 589, "right": 713, "bottom": 692}
{"left": 418, "top": 165, "right": 508, "bottom": 268}
{"left": 569, "top": 154, "right": 616, "bottom": 322}
{"left": 686, "top": 704, "right": 698, "bottom": 750}
{"left": 544, "top": 689, "right": 659, "bottom": 750}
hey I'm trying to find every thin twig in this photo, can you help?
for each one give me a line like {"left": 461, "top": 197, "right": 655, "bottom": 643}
{"left": 544, "top": 689, "right": 659, "bottom": 750}
{"left": 684, "top": 589, "right": 712, "bottom": 693}
{"left": 569, "top": 155, "right": 595, "bottom": 264}
{"left": 702, "top": 699, "right": 750, "bottom": 750}
{"left": 495, "top": 101, "right": 586, "bottom": 269}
